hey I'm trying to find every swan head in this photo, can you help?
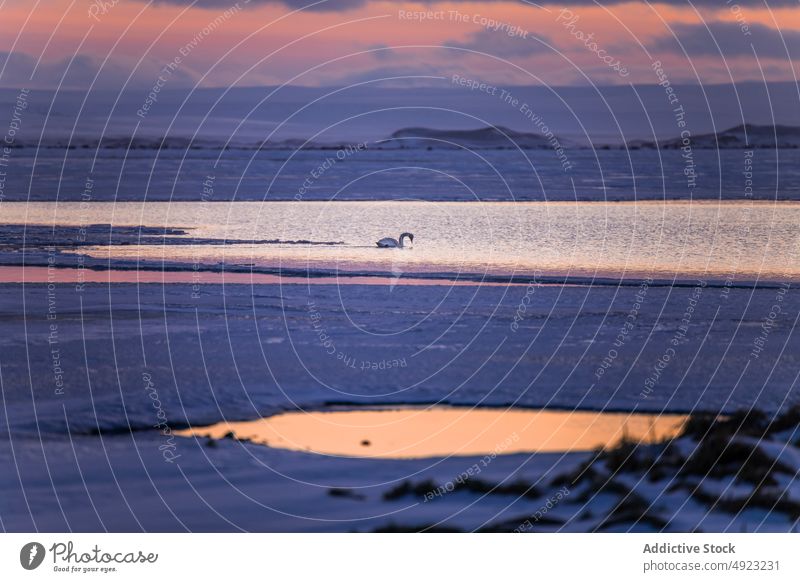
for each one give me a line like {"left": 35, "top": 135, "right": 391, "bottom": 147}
{"left": 399, "top": 232, "right": 414, "bottom": 245}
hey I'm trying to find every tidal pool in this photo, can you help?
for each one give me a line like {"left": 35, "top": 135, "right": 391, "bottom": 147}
{"left": 177, "top": 407, "right": 689, "bottom": 459}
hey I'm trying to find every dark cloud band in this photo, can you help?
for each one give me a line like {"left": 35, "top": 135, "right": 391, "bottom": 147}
{"left": 149, "top": 0, "right": 800, "bottom": 11}
{"left": 650, "top": 21, "right": 800, "bottom": 60}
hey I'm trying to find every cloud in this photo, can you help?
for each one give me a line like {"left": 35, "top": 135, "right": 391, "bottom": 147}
{"left": 0, "top": 51, "right": 198, "bottom": 89}
{"left": 447, "top": 29, "right": 551, "bottom": 58}
{"left": 650, "top": 21, "right": 800, "bottom": 60}
{"left": 148, "top": 0, "right": 800, "bottom": 10}
{"left": 0, "top": 52, "right": 98, "bottom": 89}
{"left": 150, "top": 0, "right": 368, "bottom": 11}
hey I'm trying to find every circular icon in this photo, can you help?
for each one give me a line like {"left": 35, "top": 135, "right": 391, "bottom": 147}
{"left": 20, "top": 542, "right": 46, "bottom": 570}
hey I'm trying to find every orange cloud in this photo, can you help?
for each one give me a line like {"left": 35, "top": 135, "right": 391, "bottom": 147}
{"left": 0, "top": 0, "right": 797, "bottom": 88}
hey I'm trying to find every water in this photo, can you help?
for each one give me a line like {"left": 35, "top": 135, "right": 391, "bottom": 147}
{"left": 5, "top": 148, "right": 800, "bottom": 202}
{"left": 3, "top": 151, "right": 800, "bottom": 437}
{"left": 3, "top": 199, "right": 800, "bottom": 281}
{"left": 177, "top": 406, "right": 689, "bottom": 458}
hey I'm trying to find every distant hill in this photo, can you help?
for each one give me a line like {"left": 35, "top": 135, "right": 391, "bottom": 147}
{"left": 378, "top": 126, "right": 555, "bottom": 149}
{"left": 11, "top": 124, "right": 800, "bottom": 152}
{"left": 628, "top": 124, "right": 800, "bottom": 149}
{"left": 8, "top": 126, "right": 562, "bottom": 151}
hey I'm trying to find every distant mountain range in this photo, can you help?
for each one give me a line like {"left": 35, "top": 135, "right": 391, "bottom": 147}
{"left": 5, "top": 126, "right": 558, "bottom": 151}
{"left": 8, "top": 123, "right": 800, "bottom": 151}
{"left": 5, "top": 82, "right": 800, "bottom": 144}
{"left": 628, "top": 124, "right": 800, "bottom": 150}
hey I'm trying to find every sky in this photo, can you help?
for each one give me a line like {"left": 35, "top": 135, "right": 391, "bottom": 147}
{"left": 0, "top": 0, "right": 798, "bottom": 91}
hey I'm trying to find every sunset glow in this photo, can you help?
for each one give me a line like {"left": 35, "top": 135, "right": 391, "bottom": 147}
{"left": 2, "top": 1, "right": 798, "bottom": 89}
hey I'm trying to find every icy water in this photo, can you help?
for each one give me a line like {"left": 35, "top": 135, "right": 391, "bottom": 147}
{"left": 178, "top": 407, "right": 689, "bottom": 459}
{"left": 6, "top": 148, "right": 800, "bottom": 202}
{"left": 4, "top": 199, "right": 800, "bottom": 281}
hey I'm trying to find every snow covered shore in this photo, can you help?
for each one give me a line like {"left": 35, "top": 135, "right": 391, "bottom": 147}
{"left": 1, "top": 281, "right": 798, "bottom": 531}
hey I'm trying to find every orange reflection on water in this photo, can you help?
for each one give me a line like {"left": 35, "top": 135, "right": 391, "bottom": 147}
{"left": 176, "top": 407, "right": 689, "bottom": 459}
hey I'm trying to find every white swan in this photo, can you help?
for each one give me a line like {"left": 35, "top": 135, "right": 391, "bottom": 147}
{"left": 376, "top": 232, "right": 414, "bottom": 248}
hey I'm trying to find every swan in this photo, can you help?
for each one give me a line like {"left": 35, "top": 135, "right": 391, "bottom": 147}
{"left": 376, "top": 232, "right": 414, "bottom": 248}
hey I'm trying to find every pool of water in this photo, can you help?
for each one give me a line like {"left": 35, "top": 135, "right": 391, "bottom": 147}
{"left": 176, "top": 406, "right": 689, "bottom": 459}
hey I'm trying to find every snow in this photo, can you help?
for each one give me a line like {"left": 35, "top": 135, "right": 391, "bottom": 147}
{"left": 1, "top": 281, "right": 799, "bottom": 532}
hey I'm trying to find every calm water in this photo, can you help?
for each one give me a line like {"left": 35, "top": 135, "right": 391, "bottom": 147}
{"left": 6, "top": 148, "right": 800, "bottom": 202}
{"left": 177, "top": 407, "right": 688, "bottom": 458}
{"left": 4, "top": 199, "right": 800, "bottom": 281}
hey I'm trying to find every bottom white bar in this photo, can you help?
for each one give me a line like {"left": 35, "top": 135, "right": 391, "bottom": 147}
{"left": 1, "top": 533, "right": 797, "bottom": 581}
